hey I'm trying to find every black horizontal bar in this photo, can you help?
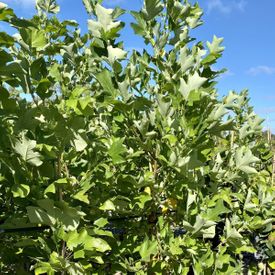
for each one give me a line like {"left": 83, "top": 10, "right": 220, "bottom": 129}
{"left": 0, "top": 211, "right": 177, "bottom": 234}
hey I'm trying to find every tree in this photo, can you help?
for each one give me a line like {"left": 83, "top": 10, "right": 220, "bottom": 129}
{"left": 0, "top": 0, "right": 274, "bottom": 274}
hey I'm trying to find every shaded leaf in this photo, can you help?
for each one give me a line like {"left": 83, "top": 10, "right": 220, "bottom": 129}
{"left": 14, "top": 135, "right": 43, "bottom": 167}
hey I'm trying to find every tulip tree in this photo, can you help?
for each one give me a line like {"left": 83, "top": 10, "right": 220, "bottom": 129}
{"left": 0, "top": 0, "right": 274, "bottom": 274}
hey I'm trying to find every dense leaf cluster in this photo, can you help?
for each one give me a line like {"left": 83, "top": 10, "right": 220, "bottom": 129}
{"left": 0, "top": 0, "right": 274, "bottom": 274}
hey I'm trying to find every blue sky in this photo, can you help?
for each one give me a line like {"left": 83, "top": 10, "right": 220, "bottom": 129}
{"left": 1, "top": 0, "right": 275, "bottom": 132}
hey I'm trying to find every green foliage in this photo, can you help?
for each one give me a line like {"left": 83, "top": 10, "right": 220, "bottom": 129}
{"left": 0, "top": 0, "right": 274, "bottom": 274}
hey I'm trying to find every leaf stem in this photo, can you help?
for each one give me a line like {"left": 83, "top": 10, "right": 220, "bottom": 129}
{"left": 56, "top": 153, "right": 66, "bottom": 273}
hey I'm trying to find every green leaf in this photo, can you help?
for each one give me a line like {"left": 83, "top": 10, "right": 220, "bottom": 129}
{"left": 107, "top": 45, "right": 127, "bottom": 64}
{"left": 131, "top": 12, "right": 147, "bottom": 36}
{"left": 207, "top": 35, "right": 225, "bottom": 55}
{"left": 157, "top": 96, "right": 171, "bottom": 117}
{"left": 108, "top": 137, "right": 127, "bottom": 164}
{"left": 66, "top": 230, "right": 85, "bottom": 250}
{"left": 134, "top": 193, "right": 152, "bottom": 209}
{"left": 27, "top": 206, "right": 55, "bottom": 226}
{"left": 269, "top": 261, "right": 275, "bottom": 270}
{"left": 139, "top": 237, "right": 158, "bottom": 261}
{"left": 96, "top": 69, "right": 117, "bottom": 96}
{"left": 205, "top": 200, "right": 230, "bottom": 221}
{"left": 19, "top": 27, "right": 47, "bottom": 50}
{"left": 31, "top": 29, "right": 47, "bottom": 49}
{"left": 55, "top": 201, "right": 85, "bottom": 231}
{"left": 192, "top": 216, "right": 216, "bottom": 235}
{"left": 67, "top": 229, "right": 111, "bottom": 253}
{"left": 208, "top": 105, "right": 228, "bottom": 122}
{"left": 180, "top": 72, "right": 207, "bottom": 99}
{"left": 0, "top": 0, "right": 272, "bottom": 271}
{"left": 11, "top": 184, "right": 30, "bottom": 198}
{"left": 169, "top": 238, "right": 183, "bottom": 255}
{"left": 31, "top": 57, "right": 47, "bottom": 80}
{"left": 36, "top": 78, "right": 52, "bottom": 99}
{"left": 49, "top": 63, "right": 61, "bottom": 81}
{"left": 73, "top": 177, "right": 92, "bottom": 204}
{"left": 44, "top": 183, "right": 56, "bottom": 195}
{"left": 163, "top": 134, "right": 178, "bottom": 146}
{"left": 0, "top": 32, "right": 14, "bottom": 47}
{"left": 142, "top": 0, "right": 164, "bottom": 20}
{"left": 73, "top": 191, "right": 89, "bottom": 204}
{"left": 87, "top": 237, "right": 111, "bottom": 253}
{"left": 202, "top": 225, "right": 216, "bottom": 239}
{"left": 82, "top": 0, "right": 93, "bottom": 14}
{"left": 236, "top": 245, "right": 256, "bottom": 254}
{"left": 35, "top": 263, "right": 54, "bottom": 275}
{"left": 36, "top": 0, "right": 60, "bottom": 14}
{"left": 94, "top": 218, "right": 108, "bottom": 228}
{"left": 179, "top": 47, "right": 194, "bottom": 72}
{"left": 88, "top": 4, "right": 122, "bottom": 39}
{"left": 73, "top": 133, "right": 88, "bottom": 152}
{"left": 225, "top": 219, "right": 243, "bottom": 242}
{"left": 235, "top": 147, "right": 259, "bottom": 174}
{"left": 27, "top": 199, "right": 85, "bottom": 230}
{"left": 14, "top": 135, "right": 43, "bottom": 167}
{"left": 0, "top": 49, "right": 13, "bottom": 65}
{"left": 99, "top": 200, "right": 115, "bottom": 211}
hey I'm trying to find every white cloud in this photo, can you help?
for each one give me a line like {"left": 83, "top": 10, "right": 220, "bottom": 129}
{"left": 207, "top": 0, "right": 247, "bottom": 14}
{"left": 257, "top": 107, "right": 275, "bottom": 115}
{"left": 4, "top": 0, "right": 35, "bottom": 8}
{"left": 235, "top": 0, "right": 246, "bottom": 11}
{"left": 247, "top": 65, "right": 275, "bottom": 76}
